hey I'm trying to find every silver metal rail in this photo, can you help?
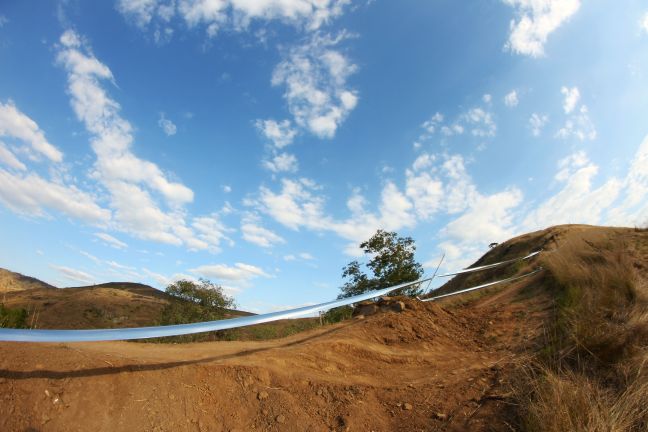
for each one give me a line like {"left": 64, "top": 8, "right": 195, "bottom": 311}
{"left": 420, "top": 268, "right": 543, "bottom": 302}
{"left": 436, "top": 251, "right": 541, "bottom": 278}
{"left": 0, "top": 277, "right": 432, "bottom": 342}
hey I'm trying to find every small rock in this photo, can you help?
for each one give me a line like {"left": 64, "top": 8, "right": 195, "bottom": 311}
{"left": 403, "top": 403, "right": 413, "bottom": 411}
{"left": 257, "top": 391, "right": 269, "bottom": 400}
{"left": 276, "top": 414, "right": 286, "bottom": 424}
{"left": 316, "top": 388, "right": 323, "bottom": 396}
{"left": 392, "top": 301, "right": 406, "bottom": 312}
{"left": 354, "top": 314, "right": 365, "bottom": 320}
{"left": 434, "top": 413, "right": 448, "bottom": 421}
{"left": 262, "top": 409, "right": 269, "bottom": 416}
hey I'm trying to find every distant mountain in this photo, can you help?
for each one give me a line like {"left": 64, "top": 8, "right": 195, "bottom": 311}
{"left": 0, "top": 268, "right": 251, "bottom": 330}
{"left": 0, "top": 268, "right": 56, "bottom": 293}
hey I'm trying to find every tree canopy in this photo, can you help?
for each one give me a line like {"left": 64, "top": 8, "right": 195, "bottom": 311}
{"left": 159, "top": 279, "right": 236, "bottom": 325}
{"left": 338, "top": 230, "right": 424, "bottom": 298}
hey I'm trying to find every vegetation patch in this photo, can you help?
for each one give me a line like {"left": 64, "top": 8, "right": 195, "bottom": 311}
{"left": 513, "top": 233, "right": 648, "bottom": 431}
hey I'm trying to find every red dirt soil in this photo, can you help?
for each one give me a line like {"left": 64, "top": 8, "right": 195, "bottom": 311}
{"left": 0, "top": 282, "right": 551, "bottom": 432}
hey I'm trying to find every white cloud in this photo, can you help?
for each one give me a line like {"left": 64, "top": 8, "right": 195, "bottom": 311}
{"left": 272, "top": 32, "right": 358, "bottom": 139}
{"left": 255, "top": 177, "right": 416, "bottom": 255}
{"left": 263, "top": 152, "right": 298, "bottom": 173}
{"left": 56, "top": 30, "right": 230, "bottom": 252}
{"left": 241, "top": 217, "right": 285, "bottom": 247}
{"left": 255, "top": 119, "right": 297, "bottom": 148}
{"left": 521, "top": 152, "right": 622, "bottom": 230}
{"left": 50, "top": 265, "right": 95, "bottom": 285}
{"left": 483, "top": 94, "right": 492, "bottom": 103}
{"left": 158, "top": 113, "right": 177, "bottom": 136}
{"left": 95, "top": 232, "right": 128, "bottom": 249}
{"left": 504, "top": 90, "right": 519, "bottom": 107}
{"left": 0, "top": 169, "right": 110, "bottom": 223}
{"left": 222, "top": 185, "right": 232, "bottom": 193}
{"left": 0, "top": 142, "right": 26, "bottom": 170}
{"left": 0, "top": 15, "right": 8, "bottom": 27}
{"left": 0, "top": 100, "right": 63, "bottom": 162}
{"left": 529, "top": 113, "right": 549, "bottom": 136}
{"left": 556, "top": 105, "right": 596, "bottom": 141}
{"left": 118, "top": 0, "right": 350, "bottom": 37}
{"left": 641, "top": 12, "right": 648, "bottom": 34}
{"left": 463, "top": 108, "right": 496, "bottom": 137}
{"left": 606, "top": 135, "right": 648, "bottom": 227}
{"left": 560, "top": 86, "right": 580, "bottom": 114}
{"left": 190, "top": 262, "right": 270, "bottom": 284}
{"left": 504, "top": 0, "right": 581, "bottom": 57}
{"left": 443, "top": 188, "right": 523, "bottom": 245}
{"left": 421, "top": 112, "right": 444, "bottom": 135}
{"left": 299, "top": 252, "right": 314, "bottom": 260}
{"left": 415, "top": 104, "right": 494, "bottom": 145}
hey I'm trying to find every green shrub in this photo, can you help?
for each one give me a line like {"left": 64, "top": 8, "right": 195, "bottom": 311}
{"left": 0, "top": 303, "right": 28, "bottom": 329}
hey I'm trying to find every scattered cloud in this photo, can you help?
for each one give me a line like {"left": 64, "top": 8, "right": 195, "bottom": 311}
{"left": 272, "top": 32, "right": 358, "bottom": 139}
{"left": 50, "top": 264, "right": 95, "bottom": 285}
{"left": 529, "top": 113, "right": 548, "bottom": 136}
{"left": 0, "top": 100, "right": 63, "bottom": 162}
{"left": 641, "top": 12, "right": 648, "bottom": 34}
{"left": 117, "top": 0, "right": 350, "bottom": 38}
{"left": 482, "top": 94, "right": 492, "bottom": 104}
{"left": 504, "top": 0, "right": 581, "bottom": 57}
{"left": 158, "top": 112, "right": 177, "bottom": 136}
{"left": 95, "top": 232, "right": 128, "bottom": 249}
{"left": 190, "top": 262, "right": 271, "bottom": 285}
{"left": 504, "top": 90, "right": 519, "bottom": 107}
{"left": 263, "top": 152, "right": 298, "bottom": 173}
{"left": 462, "top": 108, "right": 496, "bottom": 137}
{"left": 255, "top": 119, "right": 297, "bottom": 148}
{"left": 521, "top": 152, "right": 621, "bottom": 230}
{"left": 0, "top": 142, "right": 26, "bottom": 170}
{"left": 556, "top": 105, "right": 596, "bottom": 141}
{"left": 560, "top": 86, "right": 580, "bottom": 113}
{"left": 241, "top": 216, "right": 285, "bottom": 248}
{"left": 56, "top": 30, "right": 231, "bottom": 251}
{"left": 0, "top": 169, "right": 110, "bottom": 223}
{"left": 222, "top": 185, "right": 232, "bottom": 193}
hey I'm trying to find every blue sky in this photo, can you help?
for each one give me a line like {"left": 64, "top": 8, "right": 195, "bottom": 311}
{"left": 1, "top": 1, "right": 648, "bottom": 312}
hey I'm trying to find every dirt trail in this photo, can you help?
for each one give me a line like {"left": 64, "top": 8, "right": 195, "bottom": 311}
{"left": 0, "top": 278, "right": 552, "bottom": 432}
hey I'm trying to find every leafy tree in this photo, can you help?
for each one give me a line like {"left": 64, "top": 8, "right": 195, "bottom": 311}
{"left": 338, "top": 230, "right": 424, "bottom": 298}
{"left": 159, "top": 279, "right": 236, "bottom": 325}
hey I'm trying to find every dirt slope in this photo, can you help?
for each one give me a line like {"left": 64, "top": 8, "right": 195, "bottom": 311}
{"left": 0, "top": 225, "right": 643, "bottom": 432}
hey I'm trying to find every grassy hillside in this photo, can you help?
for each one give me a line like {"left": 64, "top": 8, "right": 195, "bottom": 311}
{"left": 0, "top": 271, "right": 251, "bottom": 330}
{"left": 0, "top": 268, "right": 55, "bottom": 293}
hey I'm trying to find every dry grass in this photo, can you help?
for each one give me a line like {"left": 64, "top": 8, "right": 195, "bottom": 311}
{"left": 514, "top": 232, "right": 648, "bottom": 431}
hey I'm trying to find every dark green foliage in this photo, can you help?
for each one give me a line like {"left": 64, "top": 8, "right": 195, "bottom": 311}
{"left": 322, "top": 305, "right": 353, "bottom": 323}
{"left": 339, "top": 230, "right": 424, "bottom": 298}
{"left": 158, "top": 279, "right": 236, "bottom": 326}
{"left": 0, "top": 303, "right": 28, "bottom": 329}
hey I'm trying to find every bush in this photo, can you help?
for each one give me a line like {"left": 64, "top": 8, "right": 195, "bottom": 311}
{"left": 0, "top": 303, "right": 28, "bottom": 329}
{"left": 322, "top": 306, "right": 353, "bottom": 324}
{"left": 158, "top": 279, "right": 235, "bottom": 326}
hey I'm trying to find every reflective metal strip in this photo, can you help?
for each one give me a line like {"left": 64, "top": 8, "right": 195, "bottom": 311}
{"left": 437, "top": 251, "right": 541, "bottom": 278}
{"left": 420, "top": 268, "right": 542, "bottom": 302}
{"left": 0, "top": 277, "right": 432, "bottom": 342}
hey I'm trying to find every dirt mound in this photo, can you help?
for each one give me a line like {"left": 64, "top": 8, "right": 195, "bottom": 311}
{"left": 0, "top": 287, "right": 549, "bottom": 431}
